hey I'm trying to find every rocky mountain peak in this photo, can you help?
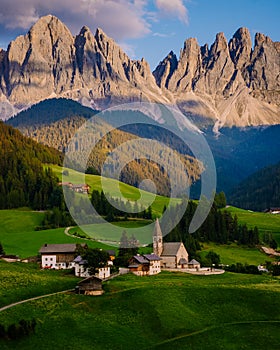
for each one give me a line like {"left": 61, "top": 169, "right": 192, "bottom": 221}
{"left": 210, "top": 32, "right": 229, "bottom": 55}
{"left": 229, "top": 27, "right": 252, "bottom": 68}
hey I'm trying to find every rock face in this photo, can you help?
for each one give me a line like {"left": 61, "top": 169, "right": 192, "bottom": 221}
{"left": 0, "top": 15, "right": 279, "bottom": 129}
{"left": 0, "top": 15, "right": 167, "bottom": 117}
{"left": 154, "top": 27, "right": 280, "bottom": 129}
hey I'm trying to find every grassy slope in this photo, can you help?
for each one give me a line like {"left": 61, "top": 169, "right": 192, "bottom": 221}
{"left": 200, "top": 242, "right": 273, "bottom": 265}
{"left": 225, "top": 206, "right": 280, "bottom": 245}
{"left": 51, "top": 164, "right": 180, "bottom": 216}
{"left": 0, "top": 270, "right": 280, "bottom": 349}
{"left": 0, "top": 210, "right": 115, "bottom": 258}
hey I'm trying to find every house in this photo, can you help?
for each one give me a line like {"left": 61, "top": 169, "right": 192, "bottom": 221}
{"left": 59, "top": 182, "right": 90, "bottom": 194}
{"left": 76, "top": 276, "right": 103, "bottom": 295}
{"left": 39, "top": 243, "right": 87, "bottom": 269}
{"left": 264, "top": 207, "right": 280, "bottom": 214}
{"left": 73, "top": 255, "right": 111, "bottom": 279}
{"left": 128, "top": 253, "right": 161, "bottom": 276}
{"left": 188, "top": 259, "right": 201, "bottom": 270}
{"left": 153, "top": 219, "right": 189, "bottom": 269}
{"left": 72, "top": 184, "right": 90, "bottom": 194}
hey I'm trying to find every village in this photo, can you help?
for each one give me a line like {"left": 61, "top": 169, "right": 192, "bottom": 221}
{"left": 36, "top": 219, "right": 224, "bottom": 295}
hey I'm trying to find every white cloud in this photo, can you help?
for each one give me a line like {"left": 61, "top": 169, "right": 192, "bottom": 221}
{"left": 0, "top": 0, "right": 151, "bottom": 40}
{"left": 155, "top": 0, "right": 189, "bottom": 24}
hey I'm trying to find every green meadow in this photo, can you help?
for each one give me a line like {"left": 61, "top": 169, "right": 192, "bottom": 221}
{"left": 0, "top": 266, "right": 280, "bottom": 350}
{"left": 200, "top": 242, "right": 274, "bottom": 265}
{"left": 0, "top": 209, "right": 114, "bottom": 258}
{"left": 225, "top": 206, "right": 280, "bottom": 245}
{"left": 50, "top": 164, "right": 181, "bottom": 216}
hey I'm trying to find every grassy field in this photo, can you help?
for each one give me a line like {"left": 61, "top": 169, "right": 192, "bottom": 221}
{"left": 50, "top": 164, "right": 181, "bottom": 216}
{"left": 0, "top": 267, "right": 280, "bottom": 349}
{"left": 0, "top": 260, "right": 78, "bottom": 308}
{"left": 200, "top": 242, "right": 273, "bottom": 265}
{"left": 225, "top": 206, "right": 280, "bottom": 245}
{"left": 0, "top": 209, "right": 115, "bottom": 258}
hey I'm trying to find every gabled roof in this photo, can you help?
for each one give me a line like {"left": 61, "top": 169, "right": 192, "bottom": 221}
{"left": 153, "top": 218, "right": 163, "bottom": 237}
{"left": 161, "top": 242, "right": 182, "bottom": 256}
{"left": 133, "top": 255, "right": 149, "bottom": 264}
{"left": 78, "top": 275, "right": 102, "bottom": 285}
{"left": 178, "top": 258, "right": 188, "bottom": 265}
{"left": 143, "top": 254, "right": 161, "bottom": 261}
{"left": 189, "top": 259, "right": 200, "bottom": 265}
{"left": 39, "top": 243, "right": 78, "bottom": 254}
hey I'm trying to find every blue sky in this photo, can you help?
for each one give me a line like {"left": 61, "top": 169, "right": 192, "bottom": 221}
{"left": 0, "top": 0, "right": 279, "bottom": 70}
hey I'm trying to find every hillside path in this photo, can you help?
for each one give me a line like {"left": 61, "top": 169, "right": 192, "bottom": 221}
{"left": 0, "top": 289, "right": 74, "bottom": 313}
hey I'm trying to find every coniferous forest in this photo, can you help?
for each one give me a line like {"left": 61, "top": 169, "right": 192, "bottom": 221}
{"left": 0, "top": 122, "right": 62, "bottom": 209}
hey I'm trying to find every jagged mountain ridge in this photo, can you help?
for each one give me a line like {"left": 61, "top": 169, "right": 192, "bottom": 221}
{"left": 0, "top": 15, "right": 279, "bottom": 129}
{"left": 154, "top": 28, "right": 280, "bottom": 130}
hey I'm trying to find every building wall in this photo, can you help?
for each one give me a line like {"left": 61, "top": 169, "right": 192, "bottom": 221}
{"left": 149, "top": 260, "right": 161, "bottom": 275}
{"left": 160, "top": 256, "right": 177, "bottom": 269}
{"left": 41, "top": 254, "right": 57, "bottom": 268}
{"left": 96, "top": 267, "right": 110, "bottom": 279}
{"left": 176, "top": 244, "right": 189, "bottom": 265}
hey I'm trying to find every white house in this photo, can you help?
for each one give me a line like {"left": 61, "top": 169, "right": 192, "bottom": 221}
{"left": 128, "top": 254, "right": 161, "bottom": 276}
{"left": 39, "top": 243, "right": 84, "bottom": 269}
{"left": 73, "top": 255, "right": 111, "bottom": 279}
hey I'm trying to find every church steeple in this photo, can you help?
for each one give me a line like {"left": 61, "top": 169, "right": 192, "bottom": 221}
{"left": 153, "top": 218, "right": 163, "bottom": 256}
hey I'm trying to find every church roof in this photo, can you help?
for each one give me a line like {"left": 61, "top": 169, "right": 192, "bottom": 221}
{"left": 161, "top": 242, "right": 182, "bottom": 256}
{"left": 153, "top": 218, "right": 163, "bottom": 237}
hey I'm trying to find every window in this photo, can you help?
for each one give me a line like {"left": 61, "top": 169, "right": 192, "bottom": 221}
{"left": 50, "top": 258, "right": 53, "bottom": 261}
{"left": 45, "top": 258, "right": 48, "bottom": 261}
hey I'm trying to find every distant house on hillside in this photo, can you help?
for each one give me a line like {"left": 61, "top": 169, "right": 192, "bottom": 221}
{"left": 72, "top": 184, "right": 90, "bottom": 194}
{"left": 264, "top": 207, "right": 280, "bottom": 214}
{"left": 39, "top": 243, "right": 87, "bottom": 269}
{"left": 128, "top": 254, "right": 161, "bottom": 276}
{"left": 58, "top": 182, "right": 90, "bottom": 194}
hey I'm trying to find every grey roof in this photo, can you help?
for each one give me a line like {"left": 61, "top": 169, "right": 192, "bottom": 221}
{"left": 73, "top": 255, "right": 83, "bottom": 263}
{"left": 143, "top": 254, "right": 161, "bottom": 261}
{"left": 107, "top": 250, "right": 116, "bottom": 256}
{"left": 39, "top": 243, "right": 78, "bottom": 254}
{"left": 153, "top": 219, "right": 163, "bottom": 237}
{"left": 133, "top": 255, "right": 149, "bottom": 264}
{"left": 78, "top": 276, "right": 102, "bottom": 285}
{"left": 161, "top": 242, "right": 182, "bottom": 256}
{"left": 189, "top": 259, "right": 200, "bottom": 265}
{"left": 128, "top": 264, "right": 140, "bottom": 268}
{"left": 178, "top": 258, "right": 188, "bottom": 265}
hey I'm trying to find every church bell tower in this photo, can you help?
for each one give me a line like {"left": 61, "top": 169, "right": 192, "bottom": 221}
{"left": 153, "top": 218, "right": 163, "bottom": 256}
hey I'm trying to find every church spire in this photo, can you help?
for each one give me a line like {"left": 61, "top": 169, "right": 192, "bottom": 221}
{"left": 153, "top": 218, "right": 163, "bottom": 256}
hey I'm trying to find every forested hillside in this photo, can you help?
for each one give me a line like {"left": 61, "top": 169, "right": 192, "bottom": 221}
{"left": 11, "top": 113, "right": 202, "bottom": 196}
{"left": 0, "top": 122, "right": 62, "bottom": 209}
{"left": 229, "top": 162, "right": 280, "bottom": 211}
{"left": 7, "top": 98, "right": 96, "bottom": 128}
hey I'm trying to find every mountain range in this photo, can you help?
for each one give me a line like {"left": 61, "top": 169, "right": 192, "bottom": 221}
{"left": 0, "top": 15, "right": 279, "bottom": 130}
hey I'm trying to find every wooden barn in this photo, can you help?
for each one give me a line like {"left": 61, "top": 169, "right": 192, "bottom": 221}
{"left": 76, "top": 276, "right": 103, "bottom": 296}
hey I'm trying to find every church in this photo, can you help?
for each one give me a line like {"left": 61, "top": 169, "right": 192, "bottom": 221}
{"left": 153, "top": 219, "right": 189, "bottom": 269}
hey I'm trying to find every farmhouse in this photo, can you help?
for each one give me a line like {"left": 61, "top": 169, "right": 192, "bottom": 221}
{"left": 39, "top": 243, "right": 87, "bottom": 269}
{"left": 59, "top": 182, "right": 90, "bottom": 194}
{"left": 153, "top": 219, "right": 190, "bottom": 269}
{"left": 128, "top": 253, "right": 161, "bottom": 276}
{"left": 76, "top": 276, "right": 103, "bottom": 295}
{"left": 73, "top": 255, "right": 111, "bottom": 279}
{"left": 188, "top": 259, "right": 201, "bottom": 270}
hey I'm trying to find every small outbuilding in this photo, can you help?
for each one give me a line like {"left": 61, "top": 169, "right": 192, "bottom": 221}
{"left": 188, "top": 259, "right": 201, "bottom": 270}
{"left": 76, "top": 276, "right": 103, "bottom": 296}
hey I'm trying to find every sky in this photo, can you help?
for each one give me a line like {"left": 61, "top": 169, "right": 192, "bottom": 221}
{"left": 0, "top": 0, "right": 279, "bottom": 70}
